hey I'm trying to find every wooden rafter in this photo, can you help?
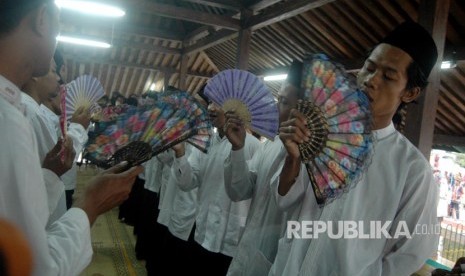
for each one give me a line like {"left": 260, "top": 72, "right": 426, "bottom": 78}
{"left": 434, "top": 134, "right": 465, "bottom": 147}
{"left": 65, "top": 55, "right": 213, "bottom": 79}
{"left": 112, "top": 39, "right": 181, "bottom": 54}
{"left": 244, "top": 0, "right": 337, "bottom": 30}
{"left": 246, "top": 0, "right": 282, "bottom": 12}
{"left": 181, "top": 0, "right": 242, "bottom": 11}
{"left": 200, "top": 51, "right": 220, "bottom": 73}
{"left": 141, "top": 2, "right": 241, "bottom": 30}
{"left": 183, "top": 30, "right": 238, "bottom": 54}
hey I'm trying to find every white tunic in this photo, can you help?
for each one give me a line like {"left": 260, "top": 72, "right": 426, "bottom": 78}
{"left": 21, "top": 93, "right": 66, "bottom": 221}
{"left": 0, "top": 75, "right": 92, "bottom": 276}
{"left": 270, "top": 123, "right": 439, "bottom": 276}
{"left": 143, "top": 157, "right": 164, "bottom": 193}
{"left": 39, "top": 104, "right": 88, "bottom": 191}
{"left": 172, "top": 132, "right": 260, "bottom": 256}
{"left": 225, "top": 138, "right": 301, "bottom": 276}
{"left": 157, "top": 146, "right": 199, "bottom": 241}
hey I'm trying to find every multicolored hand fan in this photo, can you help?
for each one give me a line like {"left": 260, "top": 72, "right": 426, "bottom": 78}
{"left": 298, "top": 54, "right": 374, "bottom": 205}
{"left": 204, "top": 69, "right": 279, "bottom": 140}
{"left": 85, "top": 92, "right": 212, "bottom": 168}
{"left": 66, "top": 75, "right": 105, "bottom": 120}
{"left": 158, "top": 89, "right": 213, "bottom": 152}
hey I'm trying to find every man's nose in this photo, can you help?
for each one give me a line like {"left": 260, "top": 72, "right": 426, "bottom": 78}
{"left": 364, "top": 71, "right": 380, "bottom": 90}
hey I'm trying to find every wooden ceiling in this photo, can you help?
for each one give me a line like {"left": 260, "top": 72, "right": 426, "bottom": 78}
{"left": 58, "top": 0, "right": 465, "bottom": 152}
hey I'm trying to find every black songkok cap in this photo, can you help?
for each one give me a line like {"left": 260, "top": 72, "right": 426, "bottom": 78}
{"left": 286, "top": 60, "right": 303, "bottom": 88}
{"left": 381, "top": 21, "right": 438, "bottom": 78}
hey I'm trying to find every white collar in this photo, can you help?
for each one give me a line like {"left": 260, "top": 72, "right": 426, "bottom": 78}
{"left": 0, "top": 74, "right": 22, "bottom": 111}
{"left": 373, "top": 122, "right": 396, "bottom": 140}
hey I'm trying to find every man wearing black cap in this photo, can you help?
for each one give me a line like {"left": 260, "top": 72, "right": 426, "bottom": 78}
{"left": 0, "top": 1, "right": 142, "bottom": 275}
{"left": 222, "top": 60, "right": 305, "bottom": 275}
{"left": 273, "top": 21, "right": 439, "bottom": 275}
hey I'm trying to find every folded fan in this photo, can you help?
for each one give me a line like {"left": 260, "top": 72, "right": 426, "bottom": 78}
{"left": 85, "top": 92, "right": 212, "bottom": 168}
{"left": 66, "top": 75, "right": 105, "bottom": 120}
{"left": 298, "top": 54, "right": 374, "bottom": 205}
{"left": 204, "top": 69, "right": 279, "bottom": 140}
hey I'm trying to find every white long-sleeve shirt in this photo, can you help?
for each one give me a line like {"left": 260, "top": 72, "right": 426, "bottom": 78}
{"left": 157, "top": 145, "right": 199, "bottom": 241}
{"left": 39, "top": 104, "right": 88, "bottom": 191}
{"left": 270, "top": 123, "right": 439, "bottom": 276}
{"left": 21, "top": 93, "right": 66, "bottom": 221}
{"left": 225, "top": 138, "right": 301, "bottom": 276}
{"left": 0, "top": 75, "right": 92, "bottom": 276}
{"left": 171, "top": 132, "right": 260, "bottom": 256}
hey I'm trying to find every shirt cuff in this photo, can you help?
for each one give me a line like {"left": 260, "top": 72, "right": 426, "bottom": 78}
{"left": 230, "top": 147, "right": 246, "bottom": 163}
{"left": 275, "top": 164, "right": 306, "bottom": 211}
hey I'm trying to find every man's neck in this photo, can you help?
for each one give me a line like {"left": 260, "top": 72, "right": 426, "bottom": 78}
{"left": 372, "top": 115, "right": 393, "bottom": 131}
{"left": 0, "top": 37, "right": 34, "bottom": 89}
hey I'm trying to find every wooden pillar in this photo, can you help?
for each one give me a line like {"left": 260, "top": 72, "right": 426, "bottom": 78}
{"left": 179, "top": 54, "right": 188, "bottom": 90}
{"left": 163, "top": 71, "right": 172, "bottom": 91}
{"left": 236, "top": 9, "right": 253, "bottom": 70}
{"left": 403, "top": 0, "right": 449, "bottom": 158}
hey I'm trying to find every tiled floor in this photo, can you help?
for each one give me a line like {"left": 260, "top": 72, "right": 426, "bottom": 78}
{"left": 76, "top": 167, "right": 146, "bottom": 276}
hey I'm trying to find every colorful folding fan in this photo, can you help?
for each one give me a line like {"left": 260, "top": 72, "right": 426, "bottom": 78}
{"left": 298, "top": 54, "right": 374, "bottom": 205}
{"left": 204, "top": 69, "right": 279, "bottom": 140}
{"left": 85, "top": 91, "right": 212, "bottom": 168}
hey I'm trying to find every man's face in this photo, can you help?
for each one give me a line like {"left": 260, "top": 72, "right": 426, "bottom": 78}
{"left": 208, "top": 103, "right": 226, "bottom": 129}
{"left": 357, "top": 43, "right": 415, "bottom": 129}
{"left": 277, "top": 84, "right": 300, "bottom": 123}
{"left": 36, "top": 60, "right": 60, "bottom": 102}
{"left": 33, "top": 3, "right": 61, "bottom": 77}
{"left": 45, "top": 92, "right": 62, "bottom": 116}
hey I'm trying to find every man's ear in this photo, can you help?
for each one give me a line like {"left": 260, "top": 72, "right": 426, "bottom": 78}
{"left": 401, "top": 87, "right": 421, "bottom": 103}
{"left": 30, "top": 5, "right": 49, "bottom": 37}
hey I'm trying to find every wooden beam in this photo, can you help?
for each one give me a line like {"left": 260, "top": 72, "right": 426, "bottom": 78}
{"left": 64, "top": 55, "right": 212, "bottom": 78}
{"left": 141, "top": 2, "right": 241, "bottom": 30}
{"left": 164, "top": 72, "right": 172, "bottom": 91}
{"left": 181, "top": 0, "right": 242, "bottom": 11}
{"left": 244, "top": 0, "right": 337, "bottom": 30}
{"left": 183, "top": 26, "right": 215, "bottom": 45}
{"left": 111, "top": 39, "right": 181, "bottom": 54}
{"left": 403, "top": 0, "right": 450, "bottom": 158}
{"left": 236, "top": 9, "right": 253, "bottom": 70}
{"left": 433, "top": 134, "right": 465, "bottom": 147}
{"left": 246, "top": 0, "right": 281, "bottom": 12}
{"left": 183, "top": 29, "right": 238, "bottom": 54}
{"left": 59, "top": 15, "right": 184, "bottom": 41}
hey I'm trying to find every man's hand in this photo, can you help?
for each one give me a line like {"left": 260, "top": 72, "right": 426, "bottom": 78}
{"left": 279, "top": 109, "right": 311, "bottom": 160}
{"left": 224, "top": 110, "right": 246, "bottom": 151}
{"left": 73, "top": 162, "right": 144, "bottom": 225}
{"left": 172, "top": 143, "right": 185, "bottom": 158}
{"left": 71, "top": 106, "right": 91, "bottom": 129}
{"left": 42, "top": 137, "right": 75, "bottom": 176}
{"left": 277, "top": 108, "right": 311, "bottom": 196}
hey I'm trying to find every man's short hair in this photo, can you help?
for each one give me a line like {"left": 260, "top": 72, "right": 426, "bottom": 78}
{"left": 284, "top": 59, "right": 305, "bottom": 99}
{"left": 0, "top": 0, "right": 54, "bottom": 37}
{"left": 381, "top": 21, "right": 438, "bottom": 91}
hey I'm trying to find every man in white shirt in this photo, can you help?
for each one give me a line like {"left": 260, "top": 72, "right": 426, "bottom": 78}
{"left": 222, "top": 61, "right": 305, "bottom": 276}
{"left": 40, "top": 49, "right": 91, "bottom": 209}
{"left": 0, "top": 1, "right": 143, "bottom": 275}
{"left": 274, "top": 21, "right": 439, "bottom": 275}
{"left": 171, "top": 97, "right": 260, "bottom": 275}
